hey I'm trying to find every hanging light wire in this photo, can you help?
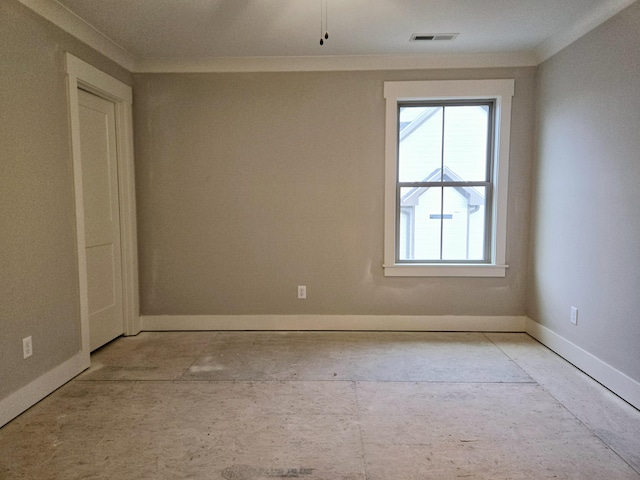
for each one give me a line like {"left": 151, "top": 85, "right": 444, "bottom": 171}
{"left": 325, "top": 1, "right": 329, "bottom": 40}
{"left": 319, "top": 0, "right": 329, "bottom": 46}
{"left": 320, "top": 0, "right": 323, "bottom": 45}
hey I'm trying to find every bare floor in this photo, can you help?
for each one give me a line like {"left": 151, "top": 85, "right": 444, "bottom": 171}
{"left": 1, "top": 332, "right": 639, "bottom": 479}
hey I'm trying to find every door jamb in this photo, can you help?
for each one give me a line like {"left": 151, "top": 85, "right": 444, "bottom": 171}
{"left": 65, "top": 53, "right": 140, "bottom": 363}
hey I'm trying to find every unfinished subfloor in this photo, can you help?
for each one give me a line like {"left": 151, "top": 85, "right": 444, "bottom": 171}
{"left": 1, "top": 332, "right": 639, "bottom": 479}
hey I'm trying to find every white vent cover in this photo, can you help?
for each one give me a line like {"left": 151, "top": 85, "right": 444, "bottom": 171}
{"left": 410, "top": 33, "right": 459, "bottom": 41}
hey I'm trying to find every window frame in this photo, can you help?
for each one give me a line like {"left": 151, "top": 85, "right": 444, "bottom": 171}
{"left": 383, "top": 79, "right": 514, "bottom": 277}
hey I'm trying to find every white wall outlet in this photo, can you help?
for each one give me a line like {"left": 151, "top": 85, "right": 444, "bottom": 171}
{"left": 23, "top": 336, "right": 33, "bottom": 359}
{"left": 570, "top": 306, "right": 578, "bottom": 325}
{"left": 298, "top": 285, "right": 307, "bottom": 299}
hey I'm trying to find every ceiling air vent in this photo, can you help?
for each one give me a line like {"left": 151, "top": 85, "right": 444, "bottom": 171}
{"left": 411, "top": 33, "right": 459, "bottom": 42}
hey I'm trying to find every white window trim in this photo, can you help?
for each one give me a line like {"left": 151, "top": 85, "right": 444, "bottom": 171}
{"left": 383, "top": 79, "right": 514, "bottom": 277}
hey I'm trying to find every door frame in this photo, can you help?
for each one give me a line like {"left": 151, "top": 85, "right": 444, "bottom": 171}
{"left": 65, "top": 53, "right": 140, "bottom": 362}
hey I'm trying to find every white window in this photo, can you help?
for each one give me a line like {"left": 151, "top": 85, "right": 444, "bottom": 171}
{"left": 383, "top": 80, "right": 514, "bottom": 277}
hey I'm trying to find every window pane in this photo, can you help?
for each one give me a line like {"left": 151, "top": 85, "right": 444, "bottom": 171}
{"left": 441, "top": 186, "right": 486, "bottom": 261}
{"left": 399, "top": 186, "right": 443, "bottom": 261}
{"left": 399, "top": 186, "right": 487, "bottom": 262}
{"left": 398, "top": 106, "right": 443, "bottom": 183}
{"left": 443, "top": 105, "right": 489, "bottom": 182}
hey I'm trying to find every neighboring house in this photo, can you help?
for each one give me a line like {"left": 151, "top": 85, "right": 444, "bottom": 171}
{"left": 400, "top": 166, "right": 485, "bottom": 261}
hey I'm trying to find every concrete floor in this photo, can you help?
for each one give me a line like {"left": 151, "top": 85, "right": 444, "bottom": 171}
{"left": 1, "top": 332, "right": 639, "bottom": 479}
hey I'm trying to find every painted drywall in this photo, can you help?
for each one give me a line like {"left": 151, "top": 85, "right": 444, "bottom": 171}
{"left": 133, "top": 67, "right": 535, "bottom": 318}
{"left": 529, "top": 1, "right": 640, "bottom": 382}
{"left": 0, "top": 0, "right": 131, "bottom": 400}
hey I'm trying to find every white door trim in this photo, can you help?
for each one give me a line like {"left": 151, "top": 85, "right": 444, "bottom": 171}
{"left": 66, "top": 53, "right": 140, "bottom": 362}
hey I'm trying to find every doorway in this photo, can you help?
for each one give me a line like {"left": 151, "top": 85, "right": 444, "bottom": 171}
{"left": 66, "top": 53, "right": 139, "bottom": 363}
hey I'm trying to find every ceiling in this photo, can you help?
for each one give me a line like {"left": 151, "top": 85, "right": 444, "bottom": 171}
{"left": 24, "top": 0, "right": 637, "bottom": 71}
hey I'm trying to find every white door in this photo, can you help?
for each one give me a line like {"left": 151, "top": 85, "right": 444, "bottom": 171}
{"left": 78, "top": 89, "right": 124, "bottom": 351}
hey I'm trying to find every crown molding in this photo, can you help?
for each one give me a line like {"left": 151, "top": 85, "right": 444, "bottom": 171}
{"left": 535, "top": 0, "right": 638, "bottom": 63}
{"left": 133, "top": 52, "right": 538, "bottom": 73}
{"left": 18, "top": 0, "right": 136, "bottom": 71}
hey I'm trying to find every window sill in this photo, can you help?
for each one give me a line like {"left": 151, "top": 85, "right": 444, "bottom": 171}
{"left": 383, "top": 264, "right": 508, "bottom": 278}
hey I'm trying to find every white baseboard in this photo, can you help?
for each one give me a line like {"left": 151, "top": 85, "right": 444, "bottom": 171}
{"left": 0, "top": 352, "right": 88, "bottom": 428}
{"left": 526, "top": 317, "right": 640, "bottom": 410}
{"left": 141, "top": 314, "right": 526, "bottom": 332}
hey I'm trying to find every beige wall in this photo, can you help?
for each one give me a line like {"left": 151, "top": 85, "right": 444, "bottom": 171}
{"left": 133, "top": 67, "right": 535, "bottom": 317}
{"left": 0, "top": 0, "right": 131, "bottom": 400}
{"left": 529, "top": 2, "right": 640, "bottom": 381}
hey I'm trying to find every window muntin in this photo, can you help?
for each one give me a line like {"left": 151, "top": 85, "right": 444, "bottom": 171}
{"left": 397, "top": 101, "right": 494, "bottom": 263}
{"left": 383, "top": 79, "right": 514, "bottom": 277}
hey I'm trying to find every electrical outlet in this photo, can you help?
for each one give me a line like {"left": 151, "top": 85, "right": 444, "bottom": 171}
{"left": 570, "top": 306, "right": 578, "bottom": 325}
{"left": 23, "top": 336, "right": 33, "bottom": 359}
{"left": 298, "top": 285, "right": 307, "bottom": 299}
